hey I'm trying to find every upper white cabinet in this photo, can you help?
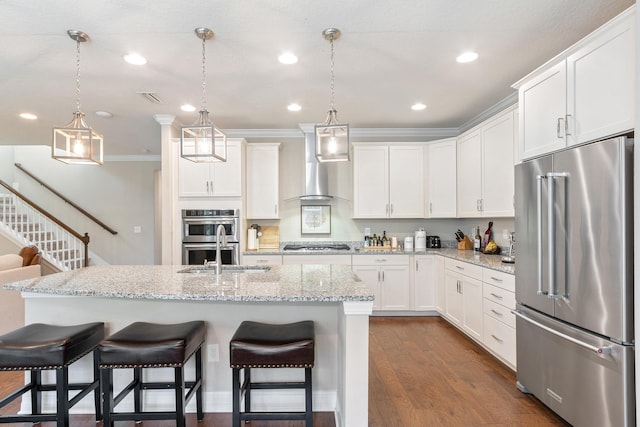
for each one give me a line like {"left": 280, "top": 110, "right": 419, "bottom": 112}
{"left": 353, "top": 144, "right": 424, "bottom": 218}
{"left": 246, "top": 143, "right": 280, "bottom": 219}
{"left": 516, "top": 9, "right": 635, "bottom": 160}
{"left": 178, "top": 139, "right": 243, "bottom": 198}
{"left": 457, "top": 107, "right": 516, "bottom": 217}
{"left": 425, "top": 138, "right": 457, "bottom": 218}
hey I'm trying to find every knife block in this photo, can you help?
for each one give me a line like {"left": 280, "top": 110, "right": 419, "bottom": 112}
{"left": 457, "top": 236, "right": 473, "bottom": 250}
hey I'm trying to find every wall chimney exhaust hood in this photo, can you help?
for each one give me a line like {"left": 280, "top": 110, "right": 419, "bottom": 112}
{"left": 299, "top": 124, "right": 332, "bottom": 202}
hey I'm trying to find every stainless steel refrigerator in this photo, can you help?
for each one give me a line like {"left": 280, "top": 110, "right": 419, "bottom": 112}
{"left": 514, "top": 136, "right": 635, "bottom": 427}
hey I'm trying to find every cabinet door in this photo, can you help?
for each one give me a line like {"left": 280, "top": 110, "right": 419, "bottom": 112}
{"left": 353, "top": 145, "right": 389, "bottom": 218}
{"left": 434, "top": 256, "right": 446, "bottom": 314}
{"left": 389, "top": 146, "right": 424, "bottom": 218}
{"left": 246, "top": 143, "right": 280, "bottom": 219}
{"left": 178, "top": 157, "right": 211, "bottom": 197}
{"left": 414, "top": 256, "right": 435, "bottom": 311}
{"left": 352, "top": 266, "right": 381, "bottom": 310}
{"left": 461, "top": 276, "right": 483, "bottom": 341}
{"left": 482, "top": 111, "right": 515, "bottom": 217}
{"left": 210, "top": 141, "right": 242, "bottom": 197}
{"left": 426, "top": 139, "right": 456, "bottom": 218}
{"left": 444, "top": 271, "right": 463, "bottom": 326}
{"left": 380, "top": 265, "right": 410, "bottom": 310}
{"left": 519, "top": 61, "right": 567, "bottom": 160}
{"left": 456, "top": 130, "right": 482, "bottom": 217}
{"left": 567, "top": 14, "right": 635, "bottom": 145}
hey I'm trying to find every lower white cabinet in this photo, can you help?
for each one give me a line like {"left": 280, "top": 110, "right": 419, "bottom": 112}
{"left": 413, "top": 255, "right": 435, "bottom": 311}
{"left": 241, "top": 254, "right": 283, "bottom": 265}
{"left": 352, "top": 255, "right": 410, "bottom": 311}
{"left": 444, "top": 259, "right": 483, "bottom": 341}
{"left": 482, "top": 269, "right": 516, "bottom": 368}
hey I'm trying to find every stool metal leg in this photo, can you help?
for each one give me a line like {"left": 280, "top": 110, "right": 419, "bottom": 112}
{"left": 30, "top": 370, "right": 41, "bottom": 416}
{"left": 133, "top": 366, "right": 142, "bottom": 419}
{"left": 56, "top": 367, "right": 69, "bottom": 427}
{"left": 175, "top": 366, "right": 186, "bottom": 427}
{"left": 92, "top": 350, "right": 102, "bottom": 421}
{"left": 305, "top": 367, "right": 313, "bottom": 426}
{"left": 101, "top": 368, "right": 114, "bottom": 427}
{"left": 244, "top": 368, "right": 251, "bottom": 414}
{"left": 232, "top": 368, "right": 240, "bottom": 427}
{"left": 195, "top": 347, "right": 204, "bottom": 421}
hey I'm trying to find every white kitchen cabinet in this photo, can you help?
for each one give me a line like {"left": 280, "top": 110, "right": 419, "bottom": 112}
{"left": 178, "top": 139, "right": 243, "bottom": 197}
{"left": 353, "top": 144, "right": 424, "bottom": 218}
{"left": 413, "top": 255, "right": 435, "bottom": 311}
{"left": 241, "top": 254, "right": 282, "bottom": 265}
{"left": 457, "top": 107, "right": 516, "bottom": 217}
{"left": 282, "top": 254, "right": 351, "bottom": 265}
{"left": 517, "top": 10, "right": 635, "bottom": 160}
{"left": 482, "top": 269, "right": 516, "bottom": 368}
{"left": 444, "top": 259, "right": 483, "bottom": 341}
{"left": 425, "top": 138, "right": 457, "bottom": 218}
{"left": 434, "top": 256, "right": 446, "bottom": 314}
{"left": 246, "top": 143, "right": 280, "bottom": 219}
{"left": 352, "top": 255, "right": 410, "bottom": 311}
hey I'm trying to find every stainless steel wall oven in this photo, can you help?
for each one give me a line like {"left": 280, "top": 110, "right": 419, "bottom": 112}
{"left": 181, "top": 209, "right": 240, "bottom": 265}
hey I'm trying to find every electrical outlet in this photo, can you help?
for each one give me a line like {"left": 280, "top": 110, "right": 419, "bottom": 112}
{"left": 207, "top": 344, "right": 219, "bottom": 362}
{"left": 502, "top": 229, "right": 509, "bottom": 240}
{"left": 133, "top": 226, "right": 142, "bottom": 234}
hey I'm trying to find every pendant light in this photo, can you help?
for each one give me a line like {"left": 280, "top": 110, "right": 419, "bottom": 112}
{"left": 52, "top": 30, "right": 104, "bottom": 165}
{"left": 181, "top": 28, "right": 226, "bottom": 163}
{"left": 315, "top": 28, "right": 349, "bottom": 162}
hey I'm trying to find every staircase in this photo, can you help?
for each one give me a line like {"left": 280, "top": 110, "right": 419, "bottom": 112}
{"left": 0, "top": 193, "right": 87, "bottom": 271}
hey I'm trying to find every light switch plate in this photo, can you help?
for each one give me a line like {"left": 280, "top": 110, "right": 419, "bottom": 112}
{"left": 133, "top": 226, "right": 142, "bottom": 234}
{"left": 502, "top": 229, "right": 509, "bottom": 240}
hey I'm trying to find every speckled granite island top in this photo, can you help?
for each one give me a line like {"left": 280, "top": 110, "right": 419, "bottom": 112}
{"left": 4, "top": 264, "right": 374, "bottom": 303}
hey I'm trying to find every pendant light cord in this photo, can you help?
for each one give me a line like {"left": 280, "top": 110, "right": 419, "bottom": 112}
{"left": 75, "top": 37, "right": 81, "bottom": 113}
{"left": 201, "top": 34, "right": 207, "bottom": 111}
{"left": 329, "top": 35, "right": 335, "bottom": 111}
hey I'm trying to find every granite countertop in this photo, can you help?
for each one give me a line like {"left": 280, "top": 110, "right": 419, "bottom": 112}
{"left": 3, "top": 265, "right": 373, "bottom": 303}
{"left": 244, "top": 241, "right": 515, "bottom": 275}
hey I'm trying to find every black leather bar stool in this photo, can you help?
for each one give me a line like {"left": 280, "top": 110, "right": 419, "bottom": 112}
{"left": 230, "top": 320, "right": 315, "bottom": 427}
{"left": 99, "top": 321, "right": 205, "bottom": 427}
{"left": 0, "top": 322, "right": 105, "bottom": 427}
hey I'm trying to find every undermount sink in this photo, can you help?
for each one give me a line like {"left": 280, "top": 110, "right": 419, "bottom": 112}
{"left": 178, "top": 265, "right": 271, "bottom": 274}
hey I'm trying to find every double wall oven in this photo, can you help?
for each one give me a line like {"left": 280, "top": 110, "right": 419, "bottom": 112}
{"left": 182, "top": 209, "right": 240, "bottom": 265}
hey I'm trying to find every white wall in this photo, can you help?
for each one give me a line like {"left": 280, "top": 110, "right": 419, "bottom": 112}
{"left": 5, "top": 146, "right": 159, "bottom": 265}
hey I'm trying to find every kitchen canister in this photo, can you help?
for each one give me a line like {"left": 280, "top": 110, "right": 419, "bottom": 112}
{"left": 415, "top": 228, "right": 427, "bottom": 250}
{"left": 404, "top": 236, "right": 413, "bottom": 251}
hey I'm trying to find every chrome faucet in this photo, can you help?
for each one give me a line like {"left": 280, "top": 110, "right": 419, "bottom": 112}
{"left": 214, "top": 224, "right": 227, "bottom": 275}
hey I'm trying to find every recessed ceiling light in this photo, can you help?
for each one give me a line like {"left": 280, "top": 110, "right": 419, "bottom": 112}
{"left": 19, "top": 112, "right": 38, "bottom": 120}
{"left": 278, "top": 52, "right": 299, "bottom": 64}
{"left": 181, "top": 104, "right": 197, "bottom": 112}
{"left": 124, "top": 53, "right": 147, "bottom": 65}
{"left": 95, "top": 111, "right": 113, "bottom": 118}
{"left": 456, "top": 52, "right": 478, "bottom": 63}
{"left": 287, "top": 103, "right": 302, "bottom": 112}
{"left": 411, "top": 103, "right": 427, "bottom": 111}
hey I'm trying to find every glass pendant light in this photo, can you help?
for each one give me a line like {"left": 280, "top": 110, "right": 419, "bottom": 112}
{"left": 315, "top": 28, "right": 349, "bottom": 162}
{"left": 181, "top": 28, "right": 226, "bottom": 163}
{"left": 52, "top": 30, "right": 104, "bottom": 165}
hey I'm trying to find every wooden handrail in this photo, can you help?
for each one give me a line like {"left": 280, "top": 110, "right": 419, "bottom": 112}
{"left": 0, "top": 179, "right": 90, "bottom": 246}
{"left": 14, "top": 163, "right": 117, "bottom": 235}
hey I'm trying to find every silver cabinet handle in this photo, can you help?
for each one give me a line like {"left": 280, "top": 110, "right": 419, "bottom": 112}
{"left": 385, "top": 204, "right": 389, "bottom": 215}
{"left": 274, "top": 204, "right": 278, "bottom": 215}
{"left": 513, "top": 310, "right": 612, "bottom": 355}
{"left": 456, "top": 265, "right": 464, "bottom": 271}
{"left": 565, "top": 114, "right": 572, "bottom": 136}
{"left": 390, "top": 204, "right": 394, "bottom": 215}
{"left": 206, "top": 181, "right": 210, "bottom": 193}
{"left": 490, "top": 276, "right": 503, "bottom": 283}
{"left": 479, "top": 199, "right": 484, "bottom": 211}
{"left": 376, "top": 259, "right": 387, "bottom": 263}
{"left": 536, "top": 175, "right": 547, "bottom": 296}
{"left": 381, "top": 271, "right": 385, "bottom": 282}
{"left": 556, "top": 117, "right": 565, "bottom": 139}
{"left": 490, "top": 309, "right": 503, "bottom": 316}
{"left": 429, "top": 202, "right": 433, "bottom": 214}
{"left": 490, "top": 293, "right": 503, "bottom": 300}
{"left": 491, "top": 334, "right": 503, "bottom": 343}
{"left": 377, "top": 271, "right": 380, "bottom": 282}
{"left": 416, "top": 261, "right": 419, "bottom": 271}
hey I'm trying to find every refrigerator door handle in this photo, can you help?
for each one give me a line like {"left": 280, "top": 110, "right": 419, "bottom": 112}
{"left": 536, "top": 175, "right": 548, "bottom": 296}
{"left": 513, "top": 310, "right": 612, "bottom": 355}
{"left": 547, "top": 172, "right": 568, "bottom": 299}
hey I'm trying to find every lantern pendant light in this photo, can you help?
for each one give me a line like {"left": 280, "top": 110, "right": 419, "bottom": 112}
{"left": 315, "top": 28, "right": 349, "bottom": 162}
{"left": 181, "top": 28, "right": 227, "bottom": 163}
{"left": 52, "top": 30, "right": 104, "bottom": 165}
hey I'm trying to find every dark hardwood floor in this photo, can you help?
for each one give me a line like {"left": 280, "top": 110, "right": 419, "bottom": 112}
{"left": 0, "top": 316, "right": 568, "bottom": 426}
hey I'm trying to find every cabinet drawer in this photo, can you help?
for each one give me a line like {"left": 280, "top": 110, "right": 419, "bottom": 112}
{"left": 283, "top": 254, "right": 351, "bottom": 265}
{"left": 444, "top": 258, "right": 482, "bottom": 279}
{"left": 352, "top": 254, "right": 409, "bottom": 266}
{"left": 242, "top": 255, "right": 282, "bottom": 265}
{"left": 483, "top": 298, "right": 516, "bottom": 328}
{"left": 483, "top": 283, "right": 516, "bottom": 310}
{"left": 483, "top": 314, "right": 516, "bottom": 367}
{"left": 482, "top": 269, "right": 515, "bottom": 292}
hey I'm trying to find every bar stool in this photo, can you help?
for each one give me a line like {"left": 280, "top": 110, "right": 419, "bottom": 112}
{"left": 0, "top": 322, "right": 105, "bottom": 427}
{"left": 230, "top": 320, "right": 315, "bottom": 427}
{"left": 98, "top": 321, "right": 205, "bottom": 427}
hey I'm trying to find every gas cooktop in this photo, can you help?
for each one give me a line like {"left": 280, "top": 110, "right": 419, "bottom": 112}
{"left": 282, "top": 243, "right": 351, "bottom": 251}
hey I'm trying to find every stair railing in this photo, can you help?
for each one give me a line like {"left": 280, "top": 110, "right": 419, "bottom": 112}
{"left": 0, "top": 180, "right": 89, "bottom": 270}
{"left": 14, "top": 163, "right": 117, "bottom": 235}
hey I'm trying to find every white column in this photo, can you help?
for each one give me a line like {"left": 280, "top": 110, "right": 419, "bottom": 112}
{"left": 154, "top": 114, "right": 176, "bottom": 265}
{"left": 337, "top": 301, "right": 373, "bottom": 427}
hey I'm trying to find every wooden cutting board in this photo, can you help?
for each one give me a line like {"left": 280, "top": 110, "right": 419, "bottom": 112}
{"left": 259, "top": 226, "right": 280, "bottom": 249}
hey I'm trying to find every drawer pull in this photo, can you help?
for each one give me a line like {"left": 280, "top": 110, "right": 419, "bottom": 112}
{"left": 490, "top": 309, "right": 504, "bottom": 317}
{"left": 491, "top": 334, "right": 503, "bottom": 343}
{"left": 376, "top": 259, "right": 387, "bottom": 263}
{"left": 490, "top": 276, "right": 503, "bottom": 282}
{"left": 456, "top": 265, "right": 464, "bottom": 270}
{"left": 490, "top": 293, "right": 503, "bottom": 300}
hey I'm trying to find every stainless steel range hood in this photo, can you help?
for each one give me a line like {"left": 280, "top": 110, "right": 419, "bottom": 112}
{"left": 300, "top": 125, "right": 332, "bottom": 202}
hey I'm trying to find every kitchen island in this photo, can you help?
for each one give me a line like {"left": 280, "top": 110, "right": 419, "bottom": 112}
{"left": 4, "top": 264, "right": 374, "bottom": 427}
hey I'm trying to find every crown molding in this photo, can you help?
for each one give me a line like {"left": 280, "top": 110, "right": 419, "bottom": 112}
{"left": 458, "top": 92, "right": 518, "bottom": 133}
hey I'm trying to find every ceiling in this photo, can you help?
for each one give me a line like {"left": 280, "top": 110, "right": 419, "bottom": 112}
{"left": 0, "top": 0, "right": 634, "bottom": 157}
